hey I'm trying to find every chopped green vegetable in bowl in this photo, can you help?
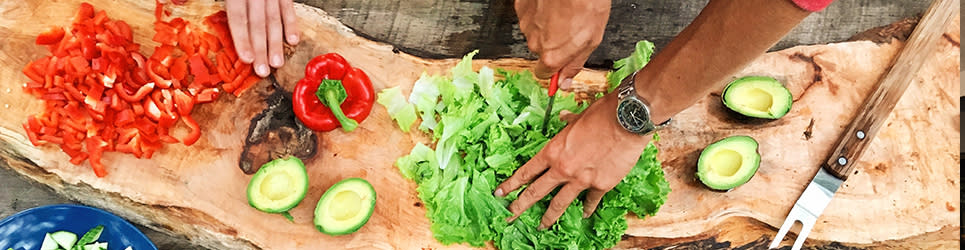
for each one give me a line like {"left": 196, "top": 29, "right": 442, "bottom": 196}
{"left": 38, "top": 225, "right": 131, "bottom": 250}
{"left": 381, "top": 42, "right": 670, "bottom": 249}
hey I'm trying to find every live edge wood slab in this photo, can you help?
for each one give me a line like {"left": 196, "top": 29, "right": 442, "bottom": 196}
{"left": 0, "top": 0, "right": 959, "bottom": 249}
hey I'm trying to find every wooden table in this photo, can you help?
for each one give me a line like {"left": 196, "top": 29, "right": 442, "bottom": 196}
{"left": 298, "top": 0, "right": 930, "bottom": 65}
{"left": 0, "top": 0, "right": 956, "bottom": 249}
{"left": 0, "top": 163, "right": 203, "bottom": 249}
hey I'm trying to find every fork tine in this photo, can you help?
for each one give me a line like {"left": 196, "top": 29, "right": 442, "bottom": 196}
{"left": 769, "top": 212, "right": 798, "bottom": 249}
{"left": 791, "top": 219, "right": 815, "bottom": 250}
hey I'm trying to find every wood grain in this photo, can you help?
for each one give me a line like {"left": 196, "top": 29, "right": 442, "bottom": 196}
{"left": 0, "top": 0, "right": 959, "bottom": 249}
{"left": 823, "top": 0, "right": 960, "bottom": 179}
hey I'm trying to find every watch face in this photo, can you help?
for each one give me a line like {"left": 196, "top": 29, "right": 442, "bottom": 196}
{"left": 617, "top": 98, "right": 651, "bottom": 133}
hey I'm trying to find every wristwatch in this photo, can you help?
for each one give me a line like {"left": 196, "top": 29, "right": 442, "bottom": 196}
{"left": 615, "top": 71, "right": 671, "bottom": 135}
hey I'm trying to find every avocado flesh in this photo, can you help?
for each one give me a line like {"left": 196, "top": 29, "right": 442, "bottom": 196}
{"left": 722, "top": 76, "right": 792, "bottom": 119}
{"left": 247, "top": 156, "right": 309, "bottom": 213}
{"left": 697, "top": 136, "right": 761, "bottom": 191}
{"left": 315, "top": 178, "right": 376, "bottom": 236}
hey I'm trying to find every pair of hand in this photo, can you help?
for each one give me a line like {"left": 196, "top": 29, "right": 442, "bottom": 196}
{"left": 506, "top": 0, "right": 816, "bottom": 230}
{"left": 494, "top": 94, "right": 651, "bottom": 229}
{"left": 160, "top": 0, "right": 300, "bottom": 77}
{"left": 498, "top": 0, "right": 643, "bottom": 230}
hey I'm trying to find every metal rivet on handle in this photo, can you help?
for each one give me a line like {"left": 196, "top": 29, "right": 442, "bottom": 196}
{"left": 837, "top": 157, "right": 848, "bottom": 166}
{"left": 856, "top": 130, "right": 866, "bottom": 139}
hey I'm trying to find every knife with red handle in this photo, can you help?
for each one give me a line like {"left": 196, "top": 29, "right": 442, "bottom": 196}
{"left": 541, "top": 72, "right": 561, "bottom": 135}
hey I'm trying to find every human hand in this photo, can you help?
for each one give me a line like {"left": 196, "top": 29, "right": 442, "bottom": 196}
{"left": 515, "top": 0, "right": 610, "bottom": 89}
{"left": 493, "top": 94, "right": 651, "bottom": 229}
{"left": 155, "top": 1, "right": 299, "bottom": 78}
{"left": 225, "top": 0, "right": 300, "bottom": 77}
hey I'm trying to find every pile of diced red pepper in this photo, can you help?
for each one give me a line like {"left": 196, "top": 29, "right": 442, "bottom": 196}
{"left": 21, "top": 1, "right": 259, "bottom": 177}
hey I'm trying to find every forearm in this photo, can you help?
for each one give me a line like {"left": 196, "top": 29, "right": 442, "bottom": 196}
{"left": 636, "top": 0, "right": 812, "bottom": 123}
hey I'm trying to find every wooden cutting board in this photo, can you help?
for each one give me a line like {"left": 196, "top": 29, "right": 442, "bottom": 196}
{"left": 0, "top": 0, "right": 959, "bottom": 249}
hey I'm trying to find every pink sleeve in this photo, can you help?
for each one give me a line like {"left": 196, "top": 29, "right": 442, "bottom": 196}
{"left": 791, "top": 0, "right": 834, "bottom": 11}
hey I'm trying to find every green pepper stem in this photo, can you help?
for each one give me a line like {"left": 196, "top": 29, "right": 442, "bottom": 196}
{"left": 322, "top": 89, "right": 359, "bottom": 132}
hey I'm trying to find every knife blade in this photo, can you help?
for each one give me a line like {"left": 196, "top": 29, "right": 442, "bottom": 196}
{"left": 541, "top": 72, "right": 561, "bottom": 135}
{"left": 769, "top": 0, "right": 957, "bottom": 249}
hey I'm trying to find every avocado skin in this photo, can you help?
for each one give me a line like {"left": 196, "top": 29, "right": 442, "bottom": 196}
{"left": 314, "top": 178, "right": 377, "bottom": 236}
{"left": 246, "top": 156, "right": 309, "bottom": 213}
{"left": 696, "top": 135, "right": 761, "bottom": 191}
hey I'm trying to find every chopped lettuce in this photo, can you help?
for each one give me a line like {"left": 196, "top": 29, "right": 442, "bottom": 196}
{"left": 409, "top": 72, "right": 445, "bottom": 131}
{"left": 376, "top": 86, "right": 417, "bottom": 132}
{"left": 386, "top": 44, "right": 668, "bottom": 250}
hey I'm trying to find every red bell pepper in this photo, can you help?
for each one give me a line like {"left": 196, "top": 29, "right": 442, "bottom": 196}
{"left": 292, "top": 53, "right": 375, "bottom": 132}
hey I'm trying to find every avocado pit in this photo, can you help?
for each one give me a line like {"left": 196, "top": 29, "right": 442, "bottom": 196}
{"left": 709, "top": 149, "right": 743, "bottom": 177}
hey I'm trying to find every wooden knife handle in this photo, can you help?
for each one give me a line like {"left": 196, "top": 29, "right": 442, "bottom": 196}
{"left": 822, "top": 0, "right": 958, "bottom": 180}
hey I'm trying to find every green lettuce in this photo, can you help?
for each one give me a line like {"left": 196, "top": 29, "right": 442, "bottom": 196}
{"left": 377, "top": 86, "right": 417, "bottom": 132}
{"left": 386, "top": 45, "right": 669, "bottom": 250}
{"left": 605, "top": 40, "right": 655, "bottom": 91}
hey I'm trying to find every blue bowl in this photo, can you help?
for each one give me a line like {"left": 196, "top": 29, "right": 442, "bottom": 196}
{"left": 0, "top": 204, "right": 157, "bottom": 250}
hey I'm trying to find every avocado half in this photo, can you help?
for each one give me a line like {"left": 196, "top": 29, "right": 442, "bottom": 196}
{"left": 314, "top": 177, "right": 377, "bottom": 236}
{"left": 721, "top": 76, "right": 793, "bottom": 119}
{"left": 696, "top": 136, "right": 761, "bottom": 191}
{"left": 247, "top": 156, "right": 309, "bottom": 213}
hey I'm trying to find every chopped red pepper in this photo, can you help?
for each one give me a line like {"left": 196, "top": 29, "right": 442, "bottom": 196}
{"left": 181, "top": 115, "right": 201, "bottom": 146}
{"left": 75, "top": 3, "right": 95, "bottom": 23}
{"left": 170, "top": 56, "right": 188, "bottom": 81}
{"left": 195, "top": 88, "right": 220, "bottom": 103}
{"left": 232, "top": 75, "right": 261, "bottom": 97}
{"left": 36, "top": 27, "right": 65, "bottom": 45}
{"left": 146, "top": 60, "right": 173, "bottom": 88}
{"left": 188, "top": 54, "right": 215, "bottom": 85}
{"left": 22, "top": 2, "right": 249, "bottom": 177}
{"left": 154, "top": 1, "right": 165, "bottom": 21}
{"left": 115, "top": 109, "right": 135, "bottom": 126}
{"left": 153, "top": 22, "right": 179, "bottom": 46}
{"left": 85, "top": 136, "right": 107, "bottom": 177}
{"left": 172, "top": 89, "right": 194, "bottom": 116}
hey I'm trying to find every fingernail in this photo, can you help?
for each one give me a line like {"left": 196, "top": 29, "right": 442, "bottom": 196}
{"left": 583, "top": 211, "right": 591, "bottom": 219}
{"left": 256, "top": 64, "right": 270, "bottom": 77}
{"left": 271, "top": 54, "right": 283, "bottom": 67}
{"left": 506, "top": 214, "right": 519, "bottom": 223}
{"left": 561, "top": 78, "right": 573, "bottom": 90}
{"left": 493, "top": 188, "right": 504, "bottom": 197}
{"left": 538, "top": 224, "right": 548, "bottom": 231}
{"left": 288, "top": 34, "right": 300, "bottom": 44}
{"left": 241, "top": 52, "right": 254, "bottom": 63}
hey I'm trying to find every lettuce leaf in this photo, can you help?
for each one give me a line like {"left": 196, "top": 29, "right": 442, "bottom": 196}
{"left": 387, "top": 43, "right": 668, "bottom": 250}
{"left": 409, "top": 72, "right": 445, "bottom": 131}
{"left": 376, "top": 86, "right": 417, "bottom": 132}
{"left": 605, "top": 40, "right": 655, "bottom": 91}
